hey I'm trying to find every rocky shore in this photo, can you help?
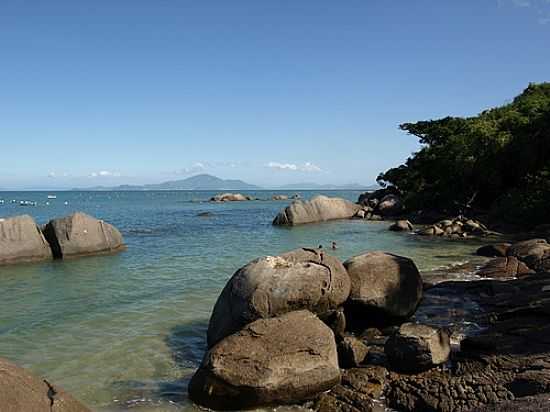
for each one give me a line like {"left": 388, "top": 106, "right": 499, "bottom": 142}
{"left": 188, "top": 235, "right": 550, "bottom": 411}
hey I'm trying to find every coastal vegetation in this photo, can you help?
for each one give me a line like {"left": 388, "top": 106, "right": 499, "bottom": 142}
{"left": 377, "top": 83, "right": 550, "bottom": 227}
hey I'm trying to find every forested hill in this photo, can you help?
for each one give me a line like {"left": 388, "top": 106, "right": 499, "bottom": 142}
{"left": 377, "top": 83, "right": 550, "bottom": 226}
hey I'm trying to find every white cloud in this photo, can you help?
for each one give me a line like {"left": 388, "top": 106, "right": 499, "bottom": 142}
{"left": 90, "top": 170, "right": 121, "bottom": 178}
{"left": 174, "top": 162, "right": 207, "bottom": 175}
{"left": 266, "top": 161, "right": 323, "bottom": 173}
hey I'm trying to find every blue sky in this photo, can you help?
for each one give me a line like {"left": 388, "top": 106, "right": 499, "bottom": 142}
{"left": 1, "top": 0, "right": 549, "bottom": 189}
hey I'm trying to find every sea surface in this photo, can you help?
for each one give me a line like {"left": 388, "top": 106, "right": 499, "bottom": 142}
{"left": 0, "top": 191, "right": 489, "bottom": 411}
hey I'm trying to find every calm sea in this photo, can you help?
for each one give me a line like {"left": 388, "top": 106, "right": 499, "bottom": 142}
{"left": 0, "top": 191, "right": 486, "bottom": 411}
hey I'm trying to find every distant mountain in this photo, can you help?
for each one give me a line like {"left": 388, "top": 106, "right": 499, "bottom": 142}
{"left": 276, "top": 182, "right": 379, "bottom": 191}
{"left": 74, "top": 174, "right": 261, "bottom": 191}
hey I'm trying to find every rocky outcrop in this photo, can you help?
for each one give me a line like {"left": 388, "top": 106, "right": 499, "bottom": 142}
{"left": 272, "top": 194, "right": 289, "bottom": 200}
{"left": 210, "top": 193, "right": 254, "bottom": 202}
{"left": 356, "top": 188, "right": 404, "bottom": 219}
{"left": 507, "top": 239, "right": 550, "bottom": 272}
{"left": 384, "top": 323, "right": 451, "bottom": 373}
{"left": 273, "top": 195, "right": 360, "bottom": 226}
{"left": 476, "top": 256, "right": 533, "bottom": 278}
{"left": 0, "top": 357, "right": 91, "bottom": 412}
{"left": 389, "top": 220, "right": 413, "bottom": 232}
{"left": 377, "top": 194, "right": 403, "bottom": 217}
{"left": 207, "top": 248, "right": 351, "bottom": 347}
{"left": 0, "top": 215, "right": 52, "bottom": 265}
{"left": 477, "top": 243, "right": 511, "bottom": 257}
{"left": 42, "top": 212, "right": 125, "bottom": 259}
{"left": 189, "top": 310, "right": 340, "bottom": 410}
{"left": 343, "top": 252, "right": 422, "bottom": 328}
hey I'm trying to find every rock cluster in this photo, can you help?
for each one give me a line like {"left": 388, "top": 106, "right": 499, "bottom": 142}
{"left": 0, "top": 212, "right": 125, "bottom": 266}
{"left": 189, "top": 248, "right": 427, "bottom": 410}
{"left": 357, "top": 188, "right": 404, "bottom": 218}
{"left": 476, "top": 238, "right": 550, "bottom": 275}
{"left": 418, "top": 216, "right": 490, "bottom": 237}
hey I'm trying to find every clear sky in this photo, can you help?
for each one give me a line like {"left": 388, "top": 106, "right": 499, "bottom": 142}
{"left": 1, "top": 0, "right": 549, "bottom": 189}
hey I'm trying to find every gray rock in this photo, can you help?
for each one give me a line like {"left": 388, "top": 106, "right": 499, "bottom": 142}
{"left": 0, "top": 215, "right": 52, "bottom": 265}
{"left": 207, "top": 248, "right": 351, "bottom": 347}
{"left": 273, "top": 195, "right": 360, "bottom": 226}
{"left": 42, "top": 212, "right": 125, "bottom": 259}
{"left": 0, "top": 357, "right": 91, "bottom": 412}
{"left": 389, "top": 220, "right": 413, "bottom": 232}
{"left": 338, "top": 336, "right": 369, "bottom": 368}
{"left": 385, "top": 323, "right": 450, "bottom": 373}
{"left": 189, "top": 310, "right": 340, "bottom": 410}
{"left": 272, "top": 194, "right": 289, "bottom": 200}
{"left": 343, "top": 252, "right": 422, "bottom": 326}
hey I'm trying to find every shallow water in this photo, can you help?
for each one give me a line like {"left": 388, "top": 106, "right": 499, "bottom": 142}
{"left": 0, "top": 191, "right": 488, "bottom": 411}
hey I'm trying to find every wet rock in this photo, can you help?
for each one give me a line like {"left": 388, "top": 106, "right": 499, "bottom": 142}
{"left": 313, "top": 367, "right": 386, "bottom": 412}
{"left": 384, "top": 323, "right": 450, "bottom": 373}
{"left": 389, "top": 220, "right": 413, "bottom": 232}
{"left": 476, "top": 243, "right": 511, "bottom": 257}
{"left": 42, "top": 212, "right": 125, "bottom": 259}
{"left": 210, "top": 192, "right": 254, "bottom": 201}
{"left": 207, "top": 248, "right": 351, "bottom": 347}
{"left": 507, "top": 239, "right": 550, "bottom": 272}
{"left": 0, "top": 357, "right": 91, "bottom": 412}
{"left": 189, "top": 310, "right": 340, "bottom": 410}
{"left": 273, "top": 195, "right": 360, "bottom": 225}
{"left": 343, "top": 252, "right": 422, "bottom": 328}
{"left": 0, "top": 215, "right": 52, "bottom": 265}
{"left": 476, "top": 257, "right": 534, "bottom": 278}
{"left": 338, "top": 336, "right": 369, "bottom": 368}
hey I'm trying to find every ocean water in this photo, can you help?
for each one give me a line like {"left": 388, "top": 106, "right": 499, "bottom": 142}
{"left": 0, "top": 191, "right": 488, "bottom": 411}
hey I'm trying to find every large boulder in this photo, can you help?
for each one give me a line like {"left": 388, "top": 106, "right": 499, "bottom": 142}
{"left": 476, "top": 257, "right": 534, "bottom": 279}
{"left": 0, "top": 357, "right": 91, "bottom": 412}
{"left": 42, "top": 212, "right": 125, "bottom": 259}
{"left": 343, "top": 252, "right": 422, "bottom": 327}
{"left": 273, "top": 195, "right": 360, "bottom": 226}
{"left": 507, "top": 239, "right": 550, "bottom": 272}
{"left": 0, "top": 215, "right": 52, "bottom": 265}
{"left": 207, "top": 248, "right": 351, "bottom": 347}
{"left": 210, "top": 193, "right": 253, "bottom": 202}
{"left": 377, "top": 194, "right": 403, "bottom": 217}
{"left": 384, "top": 323, "right": 450, "bottom": 373}
{"left": 189, "top": 310, "right": 340, "bottom": 410}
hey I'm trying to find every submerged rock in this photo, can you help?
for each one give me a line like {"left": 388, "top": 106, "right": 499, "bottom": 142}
{"left": 384, "top": 323, "right": 451, "bottom": 373}
{"left": 0, "top": 215, "right": 52, "bottom": 265}
{"left": 207, "top": 248, "right": 351, "bottom": 347}
{"left": 189, "top": 310, "right": 340, "bottom": 410}
{"left": 0, "top": 357, "right": 91, "bottom": 412}
{"left": 343, "top": 252, "right": 422, "bottom": 328}
{"left": 42, "top": 212, "right": 125, "bottom": 259}
{"left": 272, "top": 195, "right": 360, "bottom": 225}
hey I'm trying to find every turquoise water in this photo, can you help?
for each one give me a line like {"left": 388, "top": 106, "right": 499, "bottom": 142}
{"left": 0, "top": 191, "right": 487, "bottom": 411}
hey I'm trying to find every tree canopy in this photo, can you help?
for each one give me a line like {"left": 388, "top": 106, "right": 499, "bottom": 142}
{"left": 377, "top": 83, "right": 550, "bottom": 226}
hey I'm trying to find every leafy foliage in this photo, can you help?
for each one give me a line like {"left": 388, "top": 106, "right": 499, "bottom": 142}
{"left": 377, "top": 83, "right": 550, "bottom": 225}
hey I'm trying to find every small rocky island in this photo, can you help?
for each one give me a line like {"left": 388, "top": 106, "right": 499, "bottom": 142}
{"left": 0, "top": 212, "right": 125, "bottom": 266}
{"left": 188, "top": 237, "right": 550, "bottom": 411}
